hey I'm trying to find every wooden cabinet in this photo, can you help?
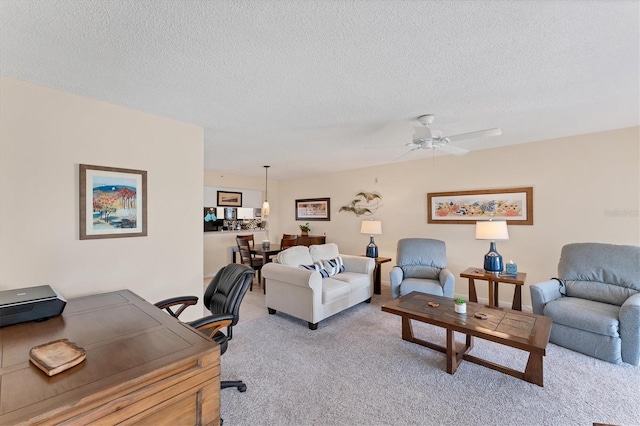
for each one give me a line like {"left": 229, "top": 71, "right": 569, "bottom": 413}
{"left": 0, "top": 290, "right": 220, "bottom": 425}
{"left": 296, "top": 235, "right": 326, "bottom": 246}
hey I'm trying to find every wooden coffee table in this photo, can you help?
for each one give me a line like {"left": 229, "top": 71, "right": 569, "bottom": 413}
{"left": 381, "top": 292, "right": 552, "bottom": 386}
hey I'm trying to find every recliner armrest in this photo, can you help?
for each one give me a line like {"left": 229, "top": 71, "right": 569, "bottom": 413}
{"left": 389, "top": 266, "right": 404, "bottom": 299}
{"left": 438, "top": 268, "right": 455, "bottom": 298}
{"left": 620, "top": 293, "right": 640, "bottom": 366}
{"left": 529, "top": 280, "right": 563, "bottom": 315}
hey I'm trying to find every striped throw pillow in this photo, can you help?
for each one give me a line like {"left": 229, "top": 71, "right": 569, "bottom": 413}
{"left": 299, "top": 262, "right": 329, "bottom": 278}
{"left": 323, "top": 256, "right": 345, "bottom": 276}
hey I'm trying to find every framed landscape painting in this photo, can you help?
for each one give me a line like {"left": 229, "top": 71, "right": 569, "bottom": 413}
{"left": 295, "top": 198, "right": 331, "bottom": 221}
{"left": 427, "top": 187, "right": 533, "bottom": 225}
{"left": 79, "top": 164, "right": 147, "bottom": 239}
{"left": 217, "top": 191, "right": 243, "bottom": 207}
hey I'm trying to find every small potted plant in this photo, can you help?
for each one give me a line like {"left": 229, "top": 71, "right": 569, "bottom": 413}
{"left": 299, "top": 223, "right": 311, "bottom": 236}
{"left": 454, "top": 297, "right": 467, "bottom": 314}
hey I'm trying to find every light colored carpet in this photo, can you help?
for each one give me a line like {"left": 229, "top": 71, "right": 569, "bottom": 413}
{"left": 220, "top": 292, "right": 640, "bottom": 426}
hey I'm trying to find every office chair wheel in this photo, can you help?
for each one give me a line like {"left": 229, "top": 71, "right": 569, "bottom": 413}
{"left": 222, "top": 380, "right": 247, "bottom": 392}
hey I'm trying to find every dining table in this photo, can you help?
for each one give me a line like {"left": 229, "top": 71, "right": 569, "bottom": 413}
{"left": 231, "top": 244, "right": 282, "bottom": 266}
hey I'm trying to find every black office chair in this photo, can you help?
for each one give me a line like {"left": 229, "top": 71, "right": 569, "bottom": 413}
{"left": 155, "top": 263, "right": 254, "bottom": 393}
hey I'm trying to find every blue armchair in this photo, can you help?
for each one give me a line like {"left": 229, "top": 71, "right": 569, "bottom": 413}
{"left": 530, "top": 243, "right": 640, "bottom": 365}
{"left": 389, "top": 238, "right": 454, "bottom": 299}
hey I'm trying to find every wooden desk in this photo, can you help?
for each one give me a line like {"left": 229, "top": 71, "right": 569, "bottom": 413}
{"left": 0, "top": 290, "right": 220, "bottom": 425}
{"left": 361, "top": 256, "right": 391, "bottom": 295}
{"left": 460, "top": 267, "right": 527, "bottom": 311}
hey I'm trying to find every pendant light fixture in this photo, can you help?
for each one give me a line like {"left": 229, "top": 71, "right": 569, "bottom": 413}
{"left": 262, "top": 165, "right": 270, "bottom": 217}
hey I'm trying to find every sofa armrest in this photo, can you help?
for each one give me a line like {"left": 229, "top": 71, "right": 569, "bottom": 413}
{"left": 389, "top": 266, "right": 404, "bottom": 299}
{"left": 262, "top": 262, "right": 323, "bottom": 291}
{"left": 620, "top": 292, "right": 640, "bottom": 366}
{"left": 438, "top": 268, "right": 455, "bottom": 298}
{"left": 341, "top": 254, "right": 374, "bottom": 275}
{"left": 529, "top": 279, "right": 563, "bottom": 315}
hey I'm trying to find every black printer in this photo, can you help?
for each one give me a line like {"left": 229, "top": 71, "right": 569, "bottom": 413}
{"left": 0, "top": 285, "right": 66, "bottom": 327}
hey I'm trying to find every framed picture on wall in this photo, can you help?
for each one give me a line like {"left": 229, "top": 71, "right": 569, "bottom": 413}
{"left": 427, "top": 186, "right": 533, "bottom": 225}
{"left": 217, "top": 191, "right": 243, "bottom": 207}
{"left": 79, "top": 164, "right": 148, "bottom": 239}
{"left": 295, "top": 198, "right": 331, "bottom": 221}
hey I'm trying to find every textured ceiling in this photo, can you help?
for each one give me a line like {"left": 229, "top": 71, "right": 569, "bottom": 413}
{"left": 1, "top": 0, "right": 638, "bottom": 179}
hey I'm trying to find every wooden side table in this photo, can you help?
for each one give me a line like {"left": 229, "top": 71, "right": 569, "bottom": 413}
{"left": 365, "top": 256, "right": 392, "bottom": 295}
{"left": 460, "top": 267, "right": 527, "bottom": 310}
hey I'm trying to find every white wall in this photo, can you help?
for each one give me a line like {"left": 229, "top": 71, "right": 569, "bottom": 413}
{"left": 272, "top": 127, "right": 640, "bottom": 309}
{"left": 0, "top": 77, "right": 205, "bottom": 321}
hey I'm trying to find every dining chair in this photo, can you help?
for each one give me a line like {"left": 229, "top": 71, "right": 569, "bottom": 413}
{"left": 236, "top": 236, "right": 264, "bottom": 292}
{"left": 280, "top": 234, "right": 298, "bottom": 249}
{"left": 236, "top": 234, "right": 263, "bottom": 260}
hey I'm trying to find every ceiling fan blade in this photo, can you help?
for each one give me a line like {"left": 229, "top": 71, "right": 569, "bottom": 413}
{"left": 365, "top": 143, "right": 408, "bottom": 149}
{"left": 394, "top": 147, "right": 421, "bottom": 161}
{"left": 439, "top": 144, "right": 469, "bottom": 156}
{"left": 446, "top": 128, "right": 502, "bottom": 143}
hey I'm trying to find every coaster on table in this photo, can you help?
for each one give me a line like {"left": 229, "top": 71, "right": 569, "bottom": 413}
{"left": 474, "top": 313, "right": 488, "bottom": 320}
{"left": 427, "top": 301, "right": 440, "bottom": 307}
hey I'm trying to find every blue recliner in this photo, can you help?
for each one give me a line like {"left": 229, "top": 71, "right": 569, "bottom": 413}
{"left": 389, "top": 238, "right": 454, "bottom": 299}
{"left": 530, "top": 242, "right": 640, "bottom": 365}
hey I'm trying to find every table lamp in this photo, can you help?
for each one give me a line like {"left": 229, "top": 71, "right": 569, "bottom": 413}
{"left": 475, "top": 219, "right": 509, "bottom": 274}
{"left": 360, "top": 220, "right": 382, "bottom": 258}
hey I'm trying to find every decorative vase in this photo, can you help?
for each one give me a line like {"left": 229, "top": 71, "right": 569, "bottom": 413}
{"left": 365, "top": 236, "right": 378, "bottom": 258}
{"left": 301, "top": 230, "right": 308, "bottom": 236}
{"left": 454, "top": 303, "right": 467, "bottom": 314}
{"left": 483, "top": 241, "right": 504, "bottom": 275}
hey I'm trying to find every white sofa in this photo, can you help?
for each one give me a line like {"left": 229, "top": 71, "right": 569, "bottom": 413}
{"left": 262, "top": 243, "right": 375, "bottom": 329}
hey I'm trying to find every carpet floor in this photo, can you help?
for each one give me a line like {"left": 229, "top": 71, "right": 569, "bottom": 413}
{"left": 220, "top": 294, "right": 640, "bottom": 426}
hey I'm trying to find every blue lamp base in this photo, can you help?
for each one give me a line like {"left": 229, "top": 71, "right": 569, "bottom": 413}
{"left": 483, "top": 241, "right": 503, "bottom": 274}
{"left": 366, "top": 236, "right": 378, "bottom": 258}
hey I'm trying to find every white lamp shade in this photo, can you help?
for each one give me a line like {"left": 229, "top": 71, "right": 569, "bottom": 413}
{"left": 360, "top": 220, "right": 382, "bottom": 235}
{"left": 475, "top": 220, "right": 509, "bottom": 240}
{"left": 261, "top": 200, "right": 270, "bottom": 217}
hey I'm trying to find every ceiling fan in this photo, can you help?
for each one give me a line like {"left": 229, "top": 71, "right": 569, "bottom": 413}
{"left": 403, "top": 114, "right": 502, "bottom": 157}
